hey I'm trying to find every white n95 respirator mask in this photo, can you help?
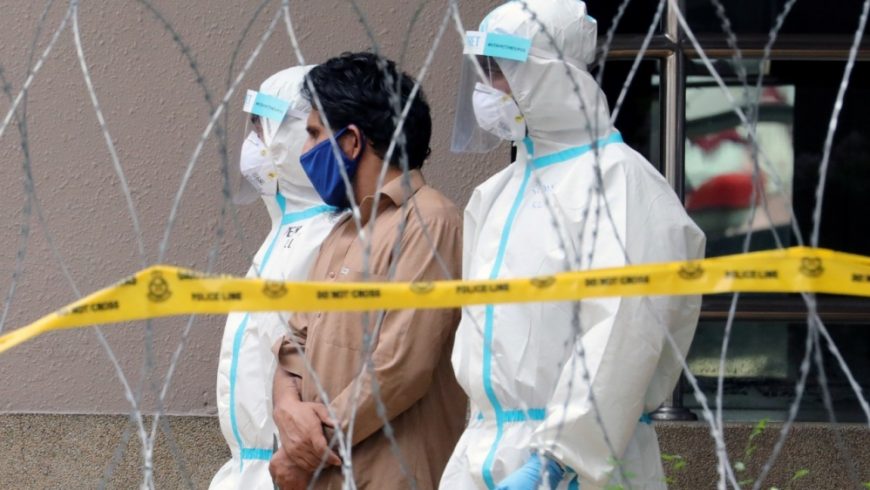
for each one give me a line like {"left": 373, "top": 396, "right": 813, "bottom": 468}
{"left": 472, "top": 82, "right": 526, "bottom": 142}
{"left": 240, "top": 131, "right": 278, "bottom": 196}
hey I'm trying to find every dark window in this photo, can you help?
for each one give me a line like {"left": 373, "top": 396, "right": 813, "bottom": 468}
{"left": 685, "top": 321, "right": 870, "bottom": 422}
{"left": 585, "top": 0, "right": 664, "bottom": 35}
{"left": 685, "top": 60, "right": 870, "bottom": 259}
{"left": 594, "top": 2, "right": 870, "bottom": 422}
{"left": 686, "top": 0, "right": 870, "bottom": 35}
{"left": 596, "top": 60, "right": 662, "bottom": 165}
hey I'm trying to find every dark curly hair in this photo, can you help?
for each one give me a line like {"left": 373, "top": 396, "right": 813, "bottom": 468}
{"left": 301, "top": 52, "right": 432, "bottom": 170}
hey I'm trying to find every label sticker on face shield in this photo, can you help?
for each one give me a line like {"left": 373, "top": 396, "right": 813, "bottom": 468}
{"left": 243, "top": 89, "right": 291, "bottom": 122}
{"left": 464, "top": 31, "right": 531, "bottom": 62}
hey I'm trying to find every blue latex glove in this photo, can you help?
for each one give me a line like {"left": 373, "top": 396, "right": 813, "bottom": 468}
{"left": 495, "top": 454, "right": 565, "bottom": 490}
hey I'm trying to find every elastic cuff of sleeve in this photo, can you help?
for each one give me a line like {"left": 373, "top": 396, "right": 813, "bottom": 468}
{"left": 539, "top": 450, "right": 574, "bottom": 488}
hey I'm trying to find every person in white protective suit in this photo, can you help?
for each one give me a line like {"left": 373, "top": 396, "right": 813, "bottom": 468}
{"left": 211, "top": 65, "right": 341, "bottom": 490}
{"left": 441, "top": 1, "right": 706, "bottom": 489}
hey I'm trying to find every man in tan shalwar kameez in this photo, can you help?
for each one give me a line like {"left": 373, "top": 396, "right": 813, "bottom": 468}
{"left": 269, "top": 52, "right": 467, "bottom": 490}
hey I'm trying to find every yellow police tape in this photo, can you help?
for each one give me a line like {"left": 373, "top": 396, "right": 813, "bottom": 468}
{"left": 2, "top": 246, "right": 870, "bottom": 355}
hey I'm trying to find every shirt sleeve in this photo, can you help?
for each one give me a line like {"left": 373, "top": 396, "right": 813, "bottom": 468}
{"left": 529, "top": 192, "right": 705, "bottom": 486}
{"left": 275, "top": 315, "right": 310, "bottom": 378}
{"left": 327, "top": 210, "right": 463, "bottom": 445}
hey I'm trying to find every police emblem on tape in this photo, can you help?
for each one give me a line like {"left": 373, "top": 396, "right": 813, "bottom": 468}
{"left": 147, "top": 271, "right": 172, "bottom": 302}
{"left": 678, "top": 262, "right": 704, "bottom": 280}
{"left": 410, "top": 282, "right": 435, "bottom": 294}
{"left": 530, "top": 276, "right": 556, "bottom": 288}
{"left": 799, "top": 257, "right": 824, "bottom": 278}
{"left": 262, "top": 281, "right": 288, "bottom": 299}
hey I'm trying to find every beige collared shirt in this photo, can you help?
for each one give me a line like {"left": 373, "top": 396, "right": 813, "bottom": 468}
{"left": 276, "top": 169, "right": 467, "bottom": 489}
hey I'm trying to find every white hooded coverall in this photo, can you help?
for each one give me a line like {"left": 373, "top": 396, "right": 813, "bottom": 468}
{"left": 441, "top": 1, "right": 706, "bottom": 489}
{"left": 211, "top": 66, "right": 341, "bottom": 490}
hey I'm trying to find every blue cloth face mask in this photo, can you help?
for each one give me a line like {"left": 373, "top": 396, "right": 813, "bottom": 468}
{"left": 299, "top": 127, "right": 364, "bottom": 208}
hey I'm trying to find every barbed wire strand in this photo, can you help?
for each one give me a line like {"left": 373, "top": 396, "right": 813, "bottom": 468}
{"left": 71, "top": 5, "right": 189, "bottom": 487}
{"left": 217, "top": 0, "right": 275, "bottom": 256}
{"left": 665, "top": 3, "right": 823, "bottom": 486}
{"left": 810, "top": 0, "right": 870, "bottom": 249}
{"left": 0, "top": 3, "right": 165, "bottom": 488}
{"left": 673, "top": 2, "right": 838, "bottom": 489}
{"left": 142, "top": 0, "right": 281, "bottom": 443}
{"left": 708, "top": 0, "right": 868, "bottom": 487}
{"left": 0, "top": 3, "right": 71, "bottom": 142}
{"left": 2, "top": 1, "right": 868, "bottom": 488}
{"left": 280, "top": 4, "right": 473, "bottom": 488}
{"left": 157, "top": 6, "right": 283, "bottom": 262}
{"left": 78, "top": 0, "right": 257, "bottom": 484}
{"left": 704, "top": 1, "right": 785, "bottom": 486}
{"left": 0, "top": 0, "right": 56, "bottom": 335}
{"left": 507, "top": 1, "right": 663, "bottom": 485}
{"left": 0, "top": 3, "right": 708, "bottom": 490}
{"left": 71, "top": 1, "right": 146, "bottom": 267}
{"left": 98, "top": 414, "right": 136, "bottom": 489}
{"left": 794, "top": 2, "right": 870, "bottom": 479}
{"left": 133, "top": 0, "right": 247, "bottom": 264}
{"left": 281, "top": 6, "right": 376, "bottom": 486}
{"left": 397, "top": 0, "right": 433, "bottom": 72}
{"left": 302, "top": 0, "right": 452, "bottom": 485}
{"left": 535, "top": 0, "right": 661, "bottom": 483}
{"left": 450, "top": 1, "right": 661, "bottom": 486}
{"left": 609, "top": 0, "right": 666, "bottom": 125}
{"left": 120, "top": 2, "right": 260, "bottom": 483}
{"left": 458, "top": 2, "right": 695, "bottom": 488}
{"left": 809, "top": 320, "right": 863, "bottom": 488}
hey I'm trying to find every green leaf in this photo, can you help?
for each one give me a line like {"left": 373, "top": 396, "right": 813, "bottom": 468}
{"left": 661, "top": 453, "right": 687, "bottom": 472}
{"left": 749, "top": 418, "right": 769, "bottom": 441}
{"left": 738, "top": 479, "right": 754, "bottom": 486}
{"left": 746, "top": 442, "right": 759, "bottom": 459}
{"left": 790, "top": 469, "right": 810, "bottom": 482}
{"left": 735, "top": 461, "right": 746, "bottom": 472}
{"left": 862, "top": 482, "right": 870, "bottom": 489}
{"left": 607, "top": 456, "right": 626, "bottom": 467}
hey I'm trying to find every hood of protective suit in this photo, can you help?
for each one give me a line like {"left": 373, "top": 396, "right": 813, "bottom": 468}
{"left": 214, "top": 67, "right": 342, "bottom": 490}
{"left": 482, "top": 0, "right": 612, "bottom": 155}
{"left": 258, "top": 65, "right": 324, "bottom": 209}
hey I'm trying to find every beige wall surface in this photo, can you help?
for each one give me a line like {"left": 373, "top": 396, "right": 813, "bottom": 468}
{"left": 0, "top": 0, "right": 505, "bottom": 415}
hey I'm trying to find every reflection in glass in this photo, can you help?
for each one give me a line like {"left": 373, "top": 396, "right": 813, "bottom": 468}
{"left": 688, "top": 322, "right": 789, "bottom": 380}
{"left": 680, "top": 60, "right": 870, "bottom": 422}
{"left": 685, "top": 321, "right": 870, "bottom": 422}
{"left": 682, "top": 60, "right": 870, "bottom": 257}
{"left": 684, "top": 81, "right": 794, "bottom": 257}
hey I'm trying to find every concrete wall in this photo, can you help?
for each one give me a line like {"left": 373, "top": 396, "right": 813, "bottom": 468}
{"left": 0, "top": 0, "right": 504, "bottom": 415}
{"left": 1, "top": 415, "right": 867, "bottom": 489}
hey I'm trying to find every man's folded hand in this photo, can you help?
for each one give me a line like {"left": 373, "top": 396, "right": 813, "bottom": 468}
{"left": 273, "top": 399, "right": 341, "bottom": 472}
{"left": 269, "top": 446, "right": 311, "bottom": 490}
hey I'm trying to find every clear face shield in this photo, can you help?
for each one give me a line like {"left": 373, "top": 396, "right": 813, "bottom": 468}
{"left": 451, "top": 30, "right": 532, "bottom": 154}
{"left": 234, "top": 89, "right": 307, "bottom": 204}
